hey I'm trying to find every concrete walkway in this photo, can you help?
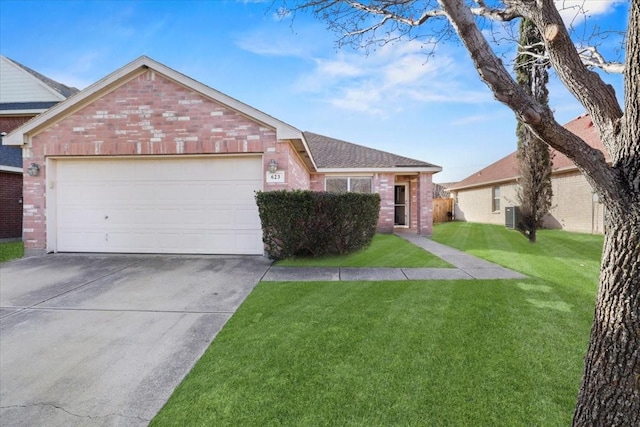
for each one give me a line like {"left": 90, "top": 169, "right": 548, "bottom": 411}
{"left": 262, "top": 233, "right": 527, "bottom": 282}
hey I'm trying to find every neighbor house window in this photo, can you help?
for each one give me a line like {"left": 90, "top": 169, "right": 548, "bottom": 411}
{"left": 492, "top": 186, "right": 501, "bottom": 212}
{"left": 325, "top": 177, "right": 372, "bottom": 193}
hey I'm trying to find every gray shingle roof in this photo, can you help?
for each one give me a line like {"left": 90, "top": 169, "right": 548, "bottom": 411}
{"left": 304, "top": 132, "right": 439, "bottom": 169}
{"left": 0, "top": 101, "right": 59, "bottom": 111}
{"left": 9, "top": 58, "right": 79, "bottom": 98}
{"left": 0, "top": 142, "right": 22, "bottom": 168}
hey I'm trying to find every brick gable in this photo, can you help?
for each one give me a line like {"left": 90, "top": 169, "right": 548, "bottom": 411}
{"left": 35, "top": 70, "right": 277, "bottom": 157}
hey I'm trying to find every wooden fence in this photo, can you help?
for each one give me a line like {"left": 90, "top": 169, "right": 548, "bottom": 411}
{"left": 433, "top": 198, "right": 454, "bottom": 223}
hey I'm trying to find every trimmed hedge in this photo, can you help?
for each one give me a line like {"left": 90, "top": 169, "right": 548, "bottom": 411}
{"left": 256, "top": 190, "right": 380, "bottom": 260}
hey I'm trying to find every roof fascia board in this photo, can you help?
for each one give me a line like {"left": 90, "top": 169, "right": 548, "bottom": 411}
{"left": 449, "top": 176, "right": 518, "bottom": 191}
{"left": 2, "top": 56, "right": 66, "bottom": 102}
{"left": 317, "top": 166, "right": 442, "bottom": 173}
{"left": 296, "top": 134, "right": 318, "bottom": 171}
{"left": 0, "top": 109, "right": 48, "bottom": 115}
{"left": 0, "top": 165, "right": 23, "bottom": 173}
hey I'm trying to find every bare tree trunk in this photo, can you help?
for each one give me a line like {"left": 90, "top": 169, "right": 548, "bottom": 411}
{"left": 574, "top": 0, "right": 640, "bottom": 420}
{"left": 573, "top": 217, "right": 640, "bottom": 425}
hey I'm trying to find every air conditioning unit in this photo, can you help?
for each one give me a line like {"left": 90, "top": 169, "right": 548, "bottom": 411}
{"left": 505, "top": 206, "right": 520, "bottom": 229}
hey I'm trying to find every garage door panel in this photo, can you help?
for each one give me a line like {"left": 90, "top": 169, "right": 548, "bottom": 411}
{"left": 55, "top": 157, "right": 263, "bottom": 254}
{"left": 59, "top": 208, "right": 105, "bottom": 227}
{"left": 235, "top": 209, "right": 262, "bottom": 227}
{"left": 57, "top": 231, "right": 107, "bottom": 253}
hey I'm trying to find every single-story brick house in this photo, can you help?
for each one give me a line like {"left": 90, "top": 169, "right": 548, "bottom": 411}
{"left": 0, "top": 55, "right": 78, "bottom": 240}
{"left": 3, "top": 56, "right": 441, "bottom": 255}
{"left": 449, "top": 114, "right": 606, "bottom": 234}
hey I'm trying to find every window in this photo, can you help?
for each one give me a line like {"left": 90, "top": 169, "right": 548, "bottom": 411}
{"left": 492, "top": 186, "right": 501, "bottom": 212}
{"left": 325, "top": 177, "right": 372, "bottom": 193}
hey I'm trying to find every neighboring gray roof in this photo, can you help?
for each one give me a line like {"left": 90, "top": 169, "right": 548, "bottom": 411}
{"left": 0, "top": 101, "right": 59, "bottom": 111}
{"left": 9, "top": 58, "right": 79, "bottom": 98}
{"left": 0, "top": 142, "right": 22, "bottom": 168}
{"left": 304, "top": 131, "right": 440, "bottom": 169}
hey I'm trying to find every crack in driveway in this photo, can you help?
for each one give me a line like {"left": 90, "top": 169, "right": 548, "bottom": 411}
{"left": 1, "top": 402, "right": 150, "bottom": 423}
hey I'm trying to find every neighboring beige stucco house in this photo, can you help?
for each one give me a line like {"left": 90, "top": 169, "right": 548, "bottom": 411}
{"left": 3, "top": 56, "right": 441, "bottom": 256}
{"left": 449, "top": 114, "right": 606, "bottom": 234}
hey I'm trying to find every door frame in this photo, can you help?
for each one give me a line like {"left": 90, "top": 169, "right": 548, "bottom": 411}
{"left": 394, "top": 183, "right": 409, "bottom": 228}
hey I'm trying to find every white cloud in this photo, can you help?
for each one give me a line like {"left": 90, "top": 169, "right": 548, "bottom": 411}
{"left": 236, "top": 32, "right": 311, "bottom": 57}
{"left": 555, "top": 0, "right": 620, "bottom": 25}
{"left": 316, "top": 56, "right": 364, "bottom": 78}
{"left": 234, "top": 19, "right": 342, "bottom": 59}
{"left": 330, "top": 83, "right": 384, "bottom": 115}
{"left": 288, "top": 38, "right": 495, "bottom": 116}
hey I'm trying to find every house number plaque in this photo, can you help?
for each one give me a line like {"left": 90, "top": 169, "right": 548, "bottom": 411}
{"left": 266, "top": 171, "right": 285, "bottom": 183}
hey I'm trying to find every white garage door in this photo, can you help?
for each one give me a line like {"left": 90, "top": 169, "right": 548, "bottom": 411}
{"left": 54, "top": 156, "right": 264, "bottom": 254}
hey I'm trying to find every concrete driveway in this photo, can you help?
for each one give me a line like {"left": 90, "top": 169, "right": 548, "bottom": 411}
{"left": 0, "top": 254, "right": 271, "bottom": 426}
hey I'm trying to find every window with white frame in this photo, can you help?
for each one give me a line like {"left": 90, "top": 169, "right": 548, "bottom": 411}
{"left": 492, "top": 186, "right": 501, "bottom": 212}
{"left": 325, "top": 177, "right": 372, "bottom": 193}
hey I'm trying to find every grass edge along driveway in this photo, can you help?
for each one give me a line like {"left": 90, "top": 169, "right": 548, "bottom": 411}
{"left": 151, "top": 223, "right": 602, "bottom": 426}
{"left": 0, "top": 241, "right": 23, "bottom": 263}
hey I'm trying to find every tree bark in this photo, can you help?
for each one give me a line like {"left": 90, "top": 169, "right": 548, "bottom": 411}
{"left": 573, "top": 218, "right": 640, "bottom": 425}
{"left": 574, "top": 1, "right": 640, "bottom": 423}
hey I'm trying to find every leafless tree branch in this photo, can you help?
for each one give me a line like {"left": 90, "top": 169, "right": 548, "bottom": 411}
{"left": 578, "top": 46, "right": 625, "bottom": 73}
{"left": 470, "top": 0, "right": 520, "bottom": 21}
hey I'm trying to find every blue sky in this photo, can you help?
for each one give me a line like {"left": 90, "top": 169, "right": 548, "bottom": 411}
{"left": 0, "top": 0, "right": 627, "bottom": 182}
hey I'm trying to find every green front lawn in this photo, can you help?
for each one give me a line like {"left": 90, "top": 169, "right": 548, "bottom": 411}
{"left": 275, "top": 233, "right": 451, "bottom": 268}
{"left": 0, "top": 241, "right": 23, "bottom": 263}
{"left": 151, "top": 223, "right": 603, "bottom": 426}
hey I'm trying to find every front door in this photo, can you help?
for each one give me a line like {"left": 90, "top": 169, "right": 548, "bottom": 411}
{"left": 394, "top": 184, "right": 409, "bottom": 227}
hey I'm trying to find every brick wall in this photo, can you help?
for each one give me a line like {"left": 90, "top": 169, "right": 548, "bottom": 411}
{"left": 410, "top": 177, "right": 419, "bottom": 230}
{"left": 0, "top": 171, "right": 23, "bottom": 239}
{"left": 374, "top": 172, "right": 395, "bottom": 233}
{"left": 22, "top": 70, "right": 294, "bottom": 251}
{"left": 547, "top": 170, "right": 603, "bottom": 233}
{"left": 417, "top": 172, "right": 434, "bottom": 235}
{"left": 1, "top": 115, "right": 34, "bottom": 241}
{"left": 309, "top": 174, "right": 324, "bottom": 191}
{"left": 0, "top": 116, "right": 33, "bottom": 133}
{"left": 264, "top": 142, "right": 311, "bottom": 191}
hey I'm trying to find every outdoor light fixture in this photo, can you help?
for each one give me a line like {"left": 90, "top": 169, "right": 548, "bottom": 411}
{"left": 268, "top": 159, "right": 278, "bottom": 173}
{"left": 27, "top": 163, "right": 40, "bottom": 177}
